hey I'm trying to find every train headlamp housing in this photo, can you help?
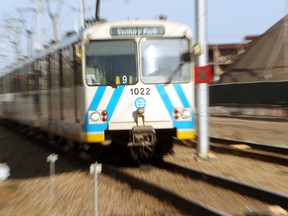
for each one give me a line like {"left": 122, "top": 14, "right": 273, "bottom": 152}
{"left": 90, "top": 111, "right": 101, "bottom": 122}
{"left": 181, "top": 109, "right": 191, "bottom": 119}
{"left": 173, "top": 108, "right": 192, "bottom": 120}
{"left": 89, "top": 110, "right": 108, "bottom": 123}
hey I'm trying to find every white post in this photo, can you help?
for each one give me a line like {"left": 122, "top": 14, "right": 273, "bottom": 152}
{"left": 195, "top": 0, "right": 214, "bottom": 160}
{"left": 34, "top": 0, "right": 45, "bottom": 50}
{"left": 197, "top": 83, "right": 209, "bottom": 154}
{"left": 0, "top": 163, "right": 10, "bottom": 181}
{"left": 80, "top": 0, "right": 85, "bottom": 29}
{"left": 196, "top": 0, "right": 208, "bottom": 66}
{"left": 90, "top": 162, "right": 102, "bottom": 216}
{"left": 47, "top": 153, "right": 58, "bottom": 205}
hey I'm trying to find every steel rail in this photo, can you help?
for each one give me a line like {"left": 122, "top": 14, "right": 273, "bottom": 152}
{"left": 102, "top": 164, "right": 229, "bottom": 216}
{"left": 210, "top": 137, "right": 288, "bottom": 155}
{"left": 157, "top": 161, "right": 288, "bottom": 209}
{"left": 181, "top": 138, "right": 288, "bottom": 165}
{"left": 209, "top": 137, "right": 288, "bottom": 166}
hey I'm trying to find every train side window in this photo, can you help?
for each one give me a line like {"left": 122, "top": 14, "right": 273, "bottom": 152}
{"left": 12, "top": 71, "right": 18, "bottom": 93}
{"left": 38, "top": 58, "right": 49, "bottom": 90}
{"left": 3, "top": 74, "right": 11, "bottom": 93}
{"left": 13, "top": 70, "right": 26, "bottom": 93}
{"left": 0, "top": 77, "right": 2, "bottom": 93}
{"left": 50, "top": 52, "right": 60, "bottom": 89}
{"left": 48, "top": 55, "right": 52, "bottom": 89}
{"left": 62, "top": 47, "right": 74, "bottom": 88}
{"left": 59, "top": 50, "right": 63, "bottom": 88}
{"left": 74, "top": 45, "right": 83, "bottom": 86}
{"left": 27, "top": 63, "right": 35, "bottom": 91}
{"left": 7, "top": 74, "right": 12, "bottom": 93}
{"left": 49, "top": 55, "right": 54, "bottom": 89}
{"left": 76, "top": 61, "right": 83, "bottom": 86}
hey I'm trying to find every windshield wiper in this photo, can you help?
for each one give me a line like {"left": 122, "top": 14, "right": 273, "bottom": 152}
{"left": 94, "top": 64, "right": 117, "bottom": 88}
{"left": 164, "top": 62, "right": 185, "bottom": 85}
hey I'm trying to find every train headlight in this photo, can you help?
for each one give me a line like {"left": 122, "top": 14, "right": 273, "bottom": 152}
{"left": 89, "top": 110, "right": 108, "bottom": 123}
{"left": 173, "top": 108, "right": 192, "bottom": 120}
{"left": 90, "top": 111, "right": 101, "bottom": 122}
{"left": 181, "top": 109, "right": 191, "bottom": 119}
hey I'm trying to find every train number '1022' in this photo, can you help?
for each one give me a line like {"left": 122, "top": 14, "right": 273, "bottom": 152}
{"left": 130, "top": 88, "right": 150, "bottom": 95}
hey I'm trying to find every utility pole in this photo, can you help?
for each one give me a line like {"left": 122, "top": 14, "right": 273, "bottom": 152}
{"left": 285, "top": 0, "right": 288, "bottom": 79}
{"left": 17, "top": 7, "right": 37, "bottom": 58}
{"left": 4, "top": 17, "right": 22, "bottom": 63}
{"left": 80, "top": 0, "right": 85, "bottom": 29}
{"left": 0, "top": 34, "right": 11, "bottom": 65}
{"left": 32, "top": 0, "right": 45, "bottom": 51}
{"left": 195, "top": 0, "right": 215, "bottom": 160}
{"left": 45, "top": 0, "right": 63, "bottom": 42}
{"left": 95, "top": 0, "right": 101, "bottom": 21}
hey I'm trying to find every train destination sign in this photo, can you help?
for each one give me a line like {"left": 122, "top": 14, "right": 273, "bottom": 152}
{"left": 111, "top": 26, "right": 165, "bottom": 36}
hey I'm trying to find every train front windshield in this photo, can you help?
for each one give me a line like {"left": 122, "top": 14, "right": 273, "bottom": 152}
{"left": 141, "top": 38, "right": 190, "bottom": 84}
{"left": 85, "top": 40, "right": 137, "bottom": 86}
{"left": 85, "top": 38, "right": 190, "bottom": 86}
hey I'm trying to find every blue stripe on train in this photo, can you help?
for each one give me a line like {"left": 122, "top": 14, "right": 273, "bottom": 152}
{"left": 106, "top": 86, "right": 125, "bottom": 122}
{"left": 88, "top": 86, "right": 106, "bottom": 110}
{"left": 174, "top": 84, "right": 191, "bottom": 107}
{"left": 85, "top": 86, "right": 125, "bottom": 133}
{"left": 156, "top": 84, "right": 194, "bottom": 129}
{"left": 85, "top": 84, "right": 194, "bottom": 132}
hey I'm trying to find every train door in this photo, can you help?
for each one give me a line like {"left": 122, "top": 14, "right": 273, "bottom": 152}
{"left": 58, "top": 45, "right": 82, "bottom": 140}
{"left": 73, "top": 45, "right": 83, "bottom": 124}
{"left": 47, "top": 55, "right": 53, "bottom": 130}
{"left": 38, "top": 57, "right": 50, "bottom": 130}
{"left": 61, "top": 46, "right": 77, "bottom": 125}
{"left": 50, "top": 52, "right": 61, "bottom": 132}
{"left": 34, "top": 60, "right": 41, "bottom": 126}
{"left": 59, "top": 50, "right": 64, "bottom": 121}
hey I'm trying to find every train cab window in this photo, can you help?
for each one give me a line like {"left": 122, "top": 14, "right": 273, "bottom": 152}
{"left": 26, "top": 64, "right": 35, "bottom": 91}
{"left": 85, "top": 40, "right": 137, "bottom": 86}
{"left": 62, "top": 47, "right": 74, "bottom": 87}
{"left": 0, "top": 77, "right": 3, "bottom": 93}
{"left": 12, "top": 71, "right": 21, "bottom": 92}
{"left": 75, "top": 60, "right": 83, "bottom": 86}
{"left": 140, "top": 38, "right": 190, "bottom": 84}
{"left": 39, "top": 59, "right": 49, "bottom": 90}
{"left": 50, "top": 53, "right": 60, "bottom": 89}
{"left": 3, "top": 74, "right": 11, "bottom": 93}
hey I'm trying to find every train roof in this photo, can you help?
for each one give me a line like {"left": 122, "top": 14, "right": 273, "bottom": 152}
{"left": 83, "top": 19, "right": 192, "bottom": 40}
{"left": 0, "top": 19, "right": 192, "bottom": 78}
{"left": 0, "top": 31, "right": 81, "bottom": 78}
{"left": 217, "top": 15, "right": 288, "bottom": 84}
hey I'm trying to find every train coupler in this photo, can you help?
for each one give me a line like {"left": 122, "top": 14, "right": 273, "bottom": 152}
{"left": 127, "top": 126, "right": 156, "bottom": 147}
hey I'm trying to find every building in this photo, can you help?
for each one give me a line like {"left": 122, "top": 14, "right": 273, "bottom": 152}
{"left": 216, "top": 16, "right": 288, "bottom": 83}
{"left": 208, "top": 36, "right": 257, "bottom": 82}
{"left": 209, "top": 16, "right": 288, "bottom": 119}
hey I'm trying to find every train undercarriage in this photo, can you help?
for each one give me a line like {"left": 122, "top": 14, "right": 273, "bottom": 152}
{"left": 0, "top": 118, "right": 175, "bottom": 163}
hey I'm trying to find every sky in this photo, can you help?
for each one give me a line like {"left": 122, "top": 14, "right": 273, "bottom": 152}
{"left": 0, "top": 0, "right": 286, "bottom": 65}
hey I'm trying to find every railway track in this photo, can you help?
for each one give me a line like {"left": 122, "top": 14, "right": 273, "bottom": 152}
{"left": 103, "top": 161, "right": 288, "bottom": 215}
{"left": 211, "top": 137, "right": 288, "bottom": 155}
{"left": 211, "top": 137, "right": 288, "bottom": 165}
{"left": 1, "top": 121, "right": 288, "bottom": 215}
{"left": 103, "top": 163, "right": 228, "bottom": 216}
{"left": 181, "top": 137, "right": 288, "bottom": 166}
{"left": 158, "top": 161, "right": 288, "bottom": 208}
{"left": 0, "top": 123, "right": 183, "bottom": 215}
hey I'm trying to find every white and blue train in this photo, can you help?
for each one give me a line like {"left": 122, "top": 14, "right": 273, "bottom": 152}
{"left": 0, "top": 18, "right": 196, "bottom": 160}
